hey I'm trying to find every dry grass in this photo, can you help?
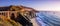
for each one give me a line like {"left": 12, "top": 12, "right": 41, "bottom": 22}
{"left": 0, "top": 15, "right": 22, "bottom": 26}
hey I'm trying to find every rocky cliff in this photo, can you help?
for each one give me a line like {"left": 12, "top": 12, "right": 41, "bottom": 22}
{"left": 0, "top": 5, "right": 38, "bottom": 26}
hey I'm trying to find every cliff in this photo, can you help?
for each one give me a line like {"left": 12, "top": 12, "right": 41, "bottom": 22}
{"left": 0, "top": 5, "right": 38, "bottom": 26}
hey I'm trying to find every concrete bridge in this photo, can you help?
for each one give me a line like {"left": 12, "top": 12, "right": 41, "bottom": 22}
{"left": 0, "top": 11, "right": 19, "bottom": 19}
{"left": 0, "top": 11, "right": 35, "bottom": 21}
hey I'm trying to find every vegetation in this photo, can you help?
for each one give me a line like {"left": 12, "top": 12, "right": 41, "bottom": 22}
{"left": 0, "top": 15, "right": 22, "bottom": 26}
{"left": 0, "top": 5, "right": 37, "bottom": 26}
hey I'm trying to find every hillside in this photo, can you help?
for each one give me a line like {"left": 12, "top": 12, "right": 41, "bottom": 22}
{"left": 0, "top": 5, "right": 38, "bottom": 26}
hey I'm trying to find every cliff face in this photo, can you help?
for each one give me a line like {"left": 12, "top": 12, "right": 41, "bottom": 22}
{"left": 0, "top": 5, "right": 37, "bottom": 26}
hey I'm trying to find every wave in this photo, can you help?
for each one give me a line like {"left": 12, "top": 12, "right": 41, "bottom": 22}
{"left": 36, "top": 11, "right": 60, "bottom": 26}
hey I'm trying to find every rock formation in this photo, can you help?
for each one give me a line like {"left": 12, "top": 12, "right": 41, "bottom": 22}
{"left": 0, "top": 5, "right": 38, "bottom": 26}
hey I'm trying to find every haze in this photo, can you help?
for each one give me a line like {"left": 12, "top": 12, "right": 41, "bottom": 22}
{"left": 0, "top": 0, "right": 60, "bottom": 11}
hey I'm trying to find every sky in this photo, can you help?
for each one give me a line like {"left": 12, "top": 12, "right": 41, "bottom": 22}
{"left": 0, "top": 0, "right": 60, "bottom": 11}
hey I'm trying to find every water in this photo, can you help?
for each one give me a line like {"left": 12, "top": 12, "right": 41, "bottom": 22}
{"left": 36, "top": 11, "right": 60, "bottom": 26}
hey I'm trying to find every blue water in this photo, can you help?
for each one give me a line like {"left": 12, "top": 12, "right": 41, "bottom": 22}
{"left": 36, "top": 11, "right": 60, "bottom": 26}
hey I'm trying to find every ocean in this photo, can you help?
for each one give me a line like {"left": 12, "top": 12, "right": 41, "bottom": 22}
{"left": 36, "top": 11, "right": 60, "bottom": 26}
